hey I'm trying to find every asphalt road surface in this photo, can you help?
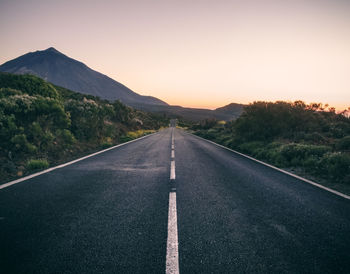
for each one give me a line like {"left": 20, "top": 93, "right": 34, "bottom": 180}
{"left": 1, "top": 127, "right": 349, "bottom": 274}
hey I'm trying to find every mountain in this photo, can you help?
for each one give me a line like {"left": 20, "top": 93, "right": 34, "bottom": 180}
{"left": 214, "top": 103, "right": 244, "bottom": 117}
{"left": 134, "top": 103, "right": 244, "bottom": 121}
{"left": 0, "top": 47, "right": 244, "bottom": 121}
{"left": 0, "top": 47, "right": 167, "bottom": 107}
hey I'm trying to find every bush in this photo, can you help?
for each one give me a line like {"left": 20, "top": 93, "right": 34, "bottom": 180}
{"left": 303, "top": 132, "right": 326, "bottom": 143}
{"left": 0, "top": 88, "right": 22, "bottom": 98}
{"left": 195, "top": 130, "right": 217, "bottom": 140}
{"left": 56, "top": 129, "right": 76, "bottom": 145}
{"left": 0, "top": 73, "right": 59, "bottom": 99}
{"left": 0, "top": 73, "right": 169, "bottom": 183}
{"left": 10, "top": 134, "right": 37, "bottom": 153}
{"left": 302, "top": 156, "right": 320, "bottom": 172}
{"left": 319, "top": 152, "right": 350, "bottom": 183}
{"left": 126, "top": 129, "right": 155, "bottom": 139}
{"left": 233, "top": 101, "right": 350, "bottom": 142}
{"left": 26, "top": 159, "right": 49, "bottom": 171}
{"left": 101, "top": 142, "right": 112, "bottom": 149}
{"left": 279, "top": 143, "right": 330, "bottom": 165}
{"left": 237, "top": 141, "right": 265, "bottom": 155}
{"left": 101, "top": 137, "right": 113, "bottom": 149}
{"left": 335, "top": 136, "right": 350, "bottom": 151}
{"left": 192, "top": 100, "right": 350, "bottom": 186}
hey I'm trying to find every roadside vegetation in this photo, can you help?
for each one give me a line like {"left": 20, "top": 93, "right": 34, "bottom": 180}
{"left": 192, "top": 101, "right": 350, "bottom": 191}
{"left": 0, "top": 72, "right": 168, "bottom": 183}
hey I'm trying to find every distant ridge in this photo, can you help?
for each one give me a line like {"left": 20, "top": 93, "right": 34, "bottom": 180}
{"left": 0, "top": 47, "right": 167, "bottom": 107}
{"left": 0, "top": 47, "right": 244, "bottom": 121}
{"left": 134, "top": 102, "right": 244, "bottom": 121}
{"left": 214, "top": 103, "right": 244, "bottom": 117}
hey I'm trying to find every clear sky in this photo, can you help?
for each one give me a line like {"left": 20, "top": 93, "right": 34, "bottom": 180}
{"left": 1, "top": 0, "right": 349, "bottom": 110}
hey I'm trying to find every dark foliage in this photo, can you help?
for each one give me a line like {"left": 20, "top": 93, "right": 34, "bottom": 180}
{"left": 192, "top": 101, "right": 350, "bottom": 185}
{"left": 0, "top": 72, "right": 168, "bottom": 182}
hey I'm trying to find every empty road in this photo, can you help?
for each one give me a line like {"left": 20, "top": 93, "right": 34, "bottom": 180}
{"left": 1, "top": 127, "right": 349, "bottom": 273}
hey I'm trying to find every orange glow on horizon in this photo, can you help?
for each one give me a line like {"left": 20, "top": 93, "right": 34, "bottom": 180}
{"left": 1, "top": 0, "right": 349, "bottom": 110}
{"left": 154, "top": 97, "right": 349, "bottom": 111}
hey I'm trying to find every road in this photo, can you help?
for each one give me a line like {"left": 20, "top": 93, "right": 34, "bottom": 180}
{"left": 1, "top": 127, "right": 349, "bottom": 273}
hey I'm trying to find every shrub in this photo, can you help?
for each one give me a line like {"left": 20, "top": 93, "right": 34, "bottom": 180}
{"left": 26, "top": 159, "right": 49, "bottom": 171}
{"left": 302, "top": 156, "right": 320, "bottom": 172}
{"left": 279, "top": 143, "right": 330, "bottom": 165}
{"left": 196, "top": 130, "right": 217, "bottom": 140}
{"left": 335, "top": 136, "right": 350, "bottom": 151}
{"left": 241, "top": 142, "right": 287, "bottom": 167}
{"left": 101, "top": 137, "right": 113, "bottom": 148}
{"left": 237, "top": 141, "right": 265, "bottom": 155}
{"left": 0, "top": 73, "right": 59, "bottom": 99}
{"left": 0, "top": 88, "right": 22, "bottom": 98}
{"left": 319, "top": 152, "right": 350, "bottom": 183}
{"left": 101, "top": 142, "right": 112, "bottom": 149}
{"left": 10, "top": 134, "right": 37, "bottom": 153}
{"left": 56, "top": 129, "right": 76, "bottom": 145}
{"left": 267, "top": 149, "right": 287, "bottom": 167}
{"left": 0, "top": 73, "right": 169, "bottom": 183}
{"left": 119, "top": 136, "right": 133, "bottom": 143}
{"left": 218, "top": 135, "right": 233, "bottom": 147}
{"left": 125, "top": 130, "right": 155, "bottom": 140}
{"left": 126, "top": 131, "right": 139, "bottom": 139}
{"left": 303, "top": 132, "right": 326, "bottom": 143}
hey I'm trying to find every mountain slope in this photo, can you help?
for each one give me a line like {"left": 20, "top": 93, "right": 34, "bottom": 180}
{"left": 0, "top": 47, "right": 167, "bottom": 107}
{"left": 0, "top": 47, "right": 244, "bottom": 121}
{"left": 214, "top": 103, "right": 244, "bottom": 117}
{"left": 135, "top": 103, "right": 244, "bottom": 121}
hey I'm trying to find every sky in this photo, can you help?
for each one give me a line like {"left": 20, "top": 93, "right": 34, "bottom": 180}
{"left": 0, "top": 0, "right": 349, "bottom": 110}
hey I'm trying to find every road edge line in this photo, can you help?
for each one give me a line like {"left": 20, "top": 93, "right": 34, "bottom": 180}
{"left": 0, "top": 132, "right": 158, "bottom": 190}
{"left": 189, "top": 132, "right": 350, "bottom": 200}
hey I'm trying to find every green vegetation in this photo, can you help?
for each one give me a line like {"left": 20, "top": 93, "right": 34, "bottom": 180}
{"left": 192, "top": 101, "right": 350, "bottom": 188}
{"left": 0, "top": 72, "right": 168, "bottom": 183}
{"left": 26, "top": 159, "right": 49, "bottom": 171}
{"left": 119, "top": 129, "right": 157, "bottom": 142}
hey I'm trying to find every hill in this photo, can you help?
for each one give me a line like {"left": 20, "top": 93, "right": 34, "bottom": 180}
{"left": 214, "top": 103, "right": 244, "bottom": 117}
{"left": 135, "top": 103, "right": 244, "bottom": 121}
{"left": 0, "top": 72, "right": 168, "bottom": 183}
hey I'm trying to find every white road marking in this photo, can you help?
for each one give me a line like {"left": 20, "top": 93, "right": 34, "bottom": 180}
{"left": 170, "top": 160, "right": 176, "bottom": 180}
{"left": 0, "top": 133, "right": 158, "bottom": 190}
{"left": 191, "top": 133, "right": 350, "bottom": 200}
{"left": 166, "top": 128, "right": 179, "bottom": 273}
{"left": 166, "top": 191, "right": 179, "bottom": 274}
{"left": 171, "top": 128, "right": 175, "bottom": 148}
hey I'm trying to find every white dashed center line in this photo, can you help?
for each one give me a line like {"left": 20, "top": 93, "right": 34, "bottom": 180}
{"left": 166, "top": 128, "right": 179, "bottom": 274}
{"left": 166, "top": 191, "right": 179, "bottom": 273}
{"left": 170, "top": 160, "right": 176, "bottom": 180}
